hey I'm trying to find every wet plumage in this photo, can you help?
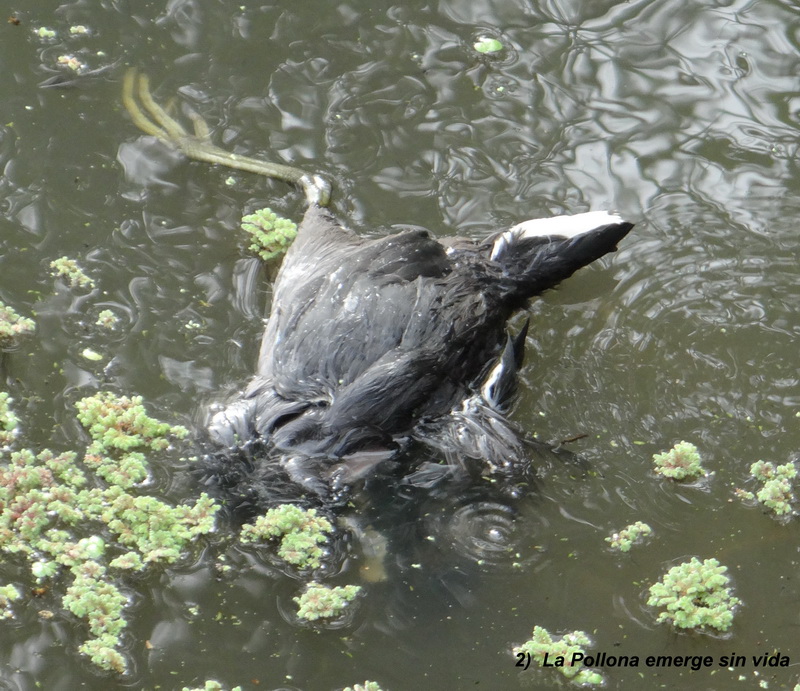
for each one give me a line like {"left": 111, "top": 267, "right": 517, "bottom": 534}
{"left": 209, "top": 205, "right": 633, "bottom": 495}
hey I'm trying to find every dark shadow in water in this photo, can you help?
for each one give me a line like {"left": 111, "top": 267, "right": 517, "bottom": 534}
{"left": 198, "top": 433, "right": 584, "bottom": 626}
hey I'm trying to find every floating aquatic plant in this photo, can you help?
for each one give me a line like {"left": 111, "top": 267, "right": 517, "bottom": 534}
{"left": 81, "top": 347, "right": 104, "bottom": 362}
{"left": 0, "top": 300, "right": 35, "bottom": 348}
{"left": 605, "top": 521, "right": 652, "bottom": 552}
{"left": 473, "top": 36, "right": 504, "bottom": 54}
{"left": 76, "top": 391, "right": 188, "bottom": 453}
{"left": 107, "top": 492, "right": 218, "bottom": 563}
{"left": 514, "top": 625, "right": 604, "bottom": 686}
{"left": 293, "top": 582, "right": 361, "bottom": 621}
{"left": 96, "top": 309, "right": 119, "bottom": 329}
{"left": 49, "top": 256, "right": 96, "bottom": 289}
{"left": 182, "top": 683, "right": 242, "bottom": 691}
{"left": 652, "top": 441, "right": 705, "bottom": 480}
{"left": 75, "top": 391, "right": 188, "bottom": 490}
{"left": 57, "top": 55, "right": 86, "bottom": 72}
{"left": 63, "top": 562, "right": 128, "bottom": 673}
{"left": 0, "top": 583, "right": 22, "bottom": 619}
{"left": 240, "top": 504, "right": 333, "bottom": 570}
{"left": 0, "top": 392, "right": 219, "bottom": 672}
{"left": 647, "top": 557, "right": 739, "bottom": 632}
{"left": 240, "top": 208, "right": 298, "bottom": 261}
{"left": 0, "top": 393, "right": 20, "bottom": 447}
{"left": 740, "top": 460, "right": 797, "bottom": 517}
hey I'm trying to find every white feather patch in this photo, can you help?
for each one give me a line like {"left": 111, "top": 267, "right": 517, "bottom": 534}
{"left": 491, "top": 211, "right": 624, "bottom": 260}
{"left": 480, "top": 357, "right": 506, "bottom": 409}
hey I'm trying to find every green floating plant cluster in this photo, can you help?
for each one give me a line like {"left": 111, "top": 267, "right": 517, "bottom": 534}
{"left": 76, "top": 391, "right": 188, "bottom": 489}
{"left": 34, "top": 24, "right": 91, "bottom": 39}
{"left": 240, "top": 506, "right": 363, "bottom": 621}
{"left": 343, "top": 682, "right": 384, "bottom": 691}
{"left": 473, "top": 36, "right": 504, "bottom": 54}
{"left": 0, "top": 392, "right": 219, "bottom": 673}
{"left": 0, "top": 583, "right": 22, "bottom": 619}
{"left": 181, "top": 682, "right": 242, "bottom": 691}
{"left": 0, "top": 300, "right": 35, "bottom": 348}
{"left": 514, "top": 626, "right": 604, "bottom": 686}
{"left": 294, "top": 582, "right": 361, "bottom": 622}
{"left": 739, "top": 461, "right": 797, "bottom": 517}
{"left": 57, "top": 55, "right": 86, "bottom": 72}
{"left": 49, "top": 256, "right": 96, "bottom": 290}
{"left": 652, "top": 441, "right": 705, "bottom": 480}
{"left": 0, "top": 393, "right": 20, "bottom": 447}
{"left": 647, "top": 557, "right": 740, "bottom": 632}
{"left": 96, "top": 309, "right": 119, "bottom": 329}
{"left": 81, "top": 348, "right": 104, "bottom": 363}
{"left": 240, "top": 208, "right": 298, "bottom": 261}
{"left": 605, "top": 520, "right": 653, "bottom": 552}
{"left": 240, "top": 504, "right": 333, "bottom": 570}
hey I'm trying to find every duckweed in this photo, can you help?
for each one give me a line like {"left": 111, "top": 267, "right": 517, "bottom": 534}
{"left": 514, "top": 626, "right": 604, "bottom": 686}
{"left": 0, "top": 393, "right": 20, "bottom": 447}
{"left": 0, "top": 583, "right": 22, "bottom": 619}
{"left": 77, "top": 391, "right": 187, "bottom": 451}
{"left": 240, "top": 504, "right": 333, "bottom": 570}
{"left": 747, "top": 460, "right": 797, "bottom": 516}
{"left": 57, "top": 55, "right": 86, "bottom": 72}
{"left": 96, "top": 309, "right": 120, "bottom": 329}
{"left": 647, "top": 557, "right": 739, "bottom": 632}
{"left": 49, "top": 256, "right": 96, "bottom": 289}
{"left": 0, "top": 392, "right": 219, "bottom": 672}
{"left": 605, "top": 520, "right": 652, "bottom": 552}
{"left": 64, "top": 563, "right": 128, "bottom": 672}
{"left": 294, "top": 582, "right": 361, "bottom": 621}
{"left": 240, "top": 208, "right": 298, "bottom": 261}
{"left": 104, "top": 492, "right": 218, "bottom": 563}
{"left": 182, "top": 682, "right": 242, "bottom": 691}
{"left": 81, "top": 347, "right": 104, "bottom": 362}
{"left": 0, "top": 300, "right": 35, "bottom": 348}
{"left": 74, "top": 392, "right": 188, "bottom": 490}
{"left": 473, "top": 37, "right": 504, "bottom": 54}
{"left": 652, "top": 441, "right": 705, "bottom": 480}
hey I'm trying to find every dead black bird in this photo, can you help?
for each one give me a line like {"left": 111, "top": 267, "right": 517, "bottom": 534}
{"left": 123, "top": 69, "right": 633, "bottom": 497}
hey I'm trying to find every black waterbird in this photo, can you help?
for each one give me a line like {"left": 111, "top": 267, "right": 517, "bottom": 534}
{"left": 123, "top": 69, "right": 633, "bottom": 499}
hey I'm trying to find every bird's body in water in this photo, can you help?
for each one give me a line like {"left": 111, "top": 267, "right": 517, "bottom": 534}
{"left": 122, "top": 69, "right": 633, "bottom": 501}
{"left": 208, "top": 205, "right": 632, "bottom": 496}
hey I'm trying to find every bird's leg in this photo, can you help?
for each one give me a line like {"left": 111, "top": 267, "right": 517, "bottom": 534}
{"left": 121, "top": 68, "right": 331, "bottom": 207}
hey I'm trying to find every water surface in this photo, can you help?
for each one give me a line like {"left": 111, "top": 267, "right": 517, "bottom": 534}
{"left": 1, "top": 0, "right": 799, "bottom": 689}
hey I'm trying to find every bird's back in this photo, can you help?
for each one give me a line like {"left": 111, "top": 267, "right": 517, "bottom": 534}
{"left": 209, "top": 206, "right": 632, "bottom": 492}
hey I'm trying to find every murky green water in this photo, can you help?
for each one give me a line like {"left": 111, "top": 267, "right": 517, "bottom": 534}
{"left": 1, "top": 0, "right": 799, "bottom": 689}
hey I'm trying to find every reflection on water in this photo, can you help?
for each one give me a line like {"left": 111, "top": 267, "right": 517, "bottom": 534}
{"left": 1, "top": 0, "right": 800, "bottom": 689}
